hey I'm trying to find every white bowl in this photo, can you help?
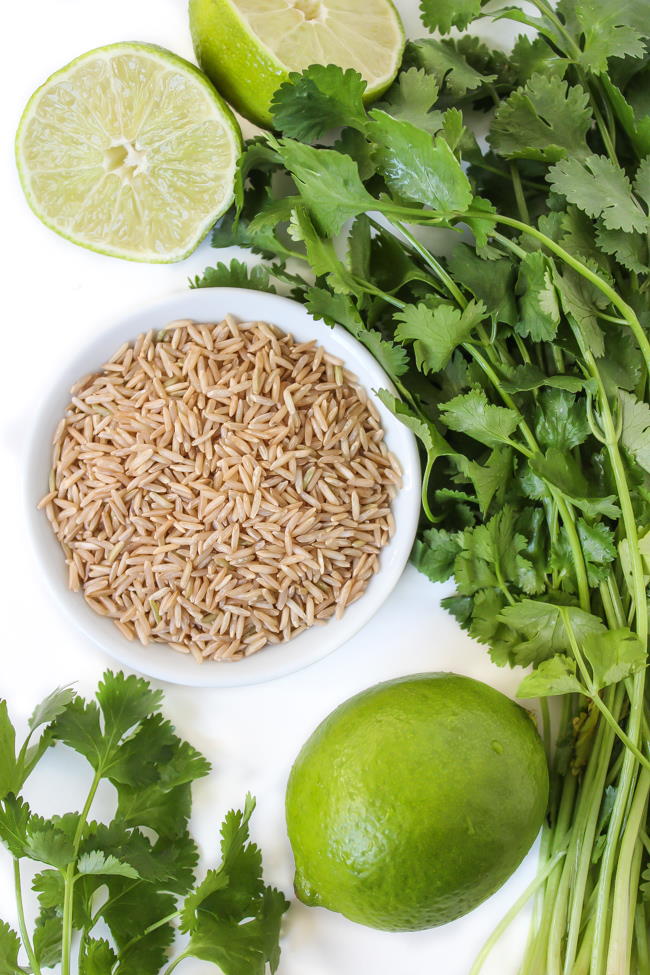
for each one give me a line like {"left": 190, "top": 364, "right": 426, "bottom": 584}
{"left": 26, "top": 288, "right": 420, "bottom": 687}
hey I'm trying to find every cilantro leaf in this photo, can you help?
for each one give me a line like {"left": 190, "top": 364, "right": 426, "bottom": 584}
{"left": 33, "top": 913, "right": 62, "bottom": 969}
{"left": 395, "top": 299, "right": 485, "bottom": 373}
{"left": 273, "top": 139, "right": 375, "bottom": 237}
{"left": 103, "top": 881, "right": 176, "bottom": 975}
{"left": 510, "top": 35, "right": 568, "bottom": 84}
{"left": 0, "top": 703, "right": 18, "bottom": 802}
{"left": 600, "top": 74, "right": 650, "bottom": 157}
{"left": 535, "top": 389, "right": 590, "bottom": 451}
{"left": 271, "top": 65, "right": 367, "bottom": 140}
{"left": 460, "top": 448, "right": 512, "bottom": 515}
{"left": 554, "top": 266, "right": 606, "bottom": 357}
{"left": 515, "top": 251, "right": 561, "bottom": 340}
{"left": 404, "top": 38, "right": 496, "bottom": 97}
{"left": 95, "top": 673, "right": 162, "bottom": 745}
{"left": 419, "top": 0, "right": 483, "bottom": 33}
{"left": 499, "top": 364, "right": 587, "bottom": 394}
{"left": 529, "top": 449, "right": 621, "bottom": 518}
{"left": 80, "top": 939, "right": 118, "bottom": 975}
{"left": 182, "top": 798, "right": 289, "bottom": 975}
{"left": 369, "top": 111, "right": 473, "bottom": 213}
{"left": 305, "top": 288, "right": 408, "bottom": 379}
{"left": 0, "top": 920, "right": 20, "bottom": 975}
{"left": 25, "top": 823, "right": 75, "bottom": 869}
{"left": 288, "top": 208, "right": 357, "bottom": 294}
{"left": 191, "top": 260, "right": 277, "bottom": 294}
{"left": 517, "top": 655, "right": 583, "bottom": 697}
{"left": 76, "top": 851, "right": 140, "bottom": 879}
{"left": 619, "top": 390, "right": 650, "bottom": 472}
{"left": 0, "top": 795, "right": 30, "bottom": 858}
{"left": 377, "top": 390, "right": 458, "bottom": 518}
{"left": 377, "top": 68, "right": 443, "bottom": 135}
{"left": 499, "top": 600, "right": 606, "bottom": 665}
{"left": 439, "top": 387, "right": 520, "bottom": 447}
{"left": 563, "top": 0, "right": 649, "bottom": 73}
{"left": 28, "top": 687, "right": 76, "bottom": 735}
{"left": 448, "top": 245, "right": 517, "bottom": 324}
{"left": 578, "top": 520, "right": 617, "bottom": 585}
{"left": 581, "top": 628, "right": 647, "bottom": 689}
{"left": 411, "top": 529, "right": 462, "bottom": 583}
{"left": 490, "top": 75, "right": 592, "bottom": 162}
{"left": 548, "top": 155, "right": 648, "bottom": 232}
{"left": 33, "top": 869, "right": 64, "bottom": 911}
{"left": 50, "top": 698, "right": 105, "bottom": 770}
{"left": 595, "top": 224, "right": 649, "bottom": 274}
{"left": 455, "top": 507, "right": 537, "bottom": 597}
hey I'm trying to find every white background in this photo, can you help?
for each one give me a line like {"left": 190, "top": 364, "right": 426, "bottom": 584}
{"left": 0, "top": 2, "right": 534, "bottom": 973}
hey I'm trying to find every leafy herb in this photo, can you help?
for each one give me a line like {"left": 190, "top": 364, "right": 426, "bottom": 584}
{"left": 0, "top": 675, "right": 287, "bottom": 975}
{"left": 202, "top": 2, "right": 650, "bottom": 971}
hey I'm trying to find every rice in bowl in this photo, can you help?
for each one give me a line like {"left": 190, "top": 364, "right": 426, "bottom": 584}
{"left": 40, "top": 316, "right": 401, "bottom": 662}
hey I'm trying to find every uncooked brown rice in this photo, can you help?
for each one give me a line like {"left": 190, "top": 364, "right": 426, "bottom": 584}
{"left": 40, "top": 316, "right": 401, "bottom": 662}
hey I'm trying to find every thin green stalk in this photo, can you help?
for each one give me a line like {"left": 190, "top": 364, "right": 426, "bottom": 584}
{"left": 634, "top": 903, "right": 649, "bottom": 974}
{"left": 163, "top": 952, "right": 190, "bottom": 975}
{"left": 470, "top": 851, "right": 567, "bottom": 975}
{"left": 392, "top": 219, "right": 468, "bottom": 308}
{"left": 563, "top": 613, "right": 650, "bottom": 771}
{"left": 118, "top": 911, "right": 181, "bottom": 959}
{"left": 570, "top": 916, "right": 596, "bottom": 975}
{"left": 521, "top": 771, "right": 578, "bottom": 974}
{"left": 563, "top": 687, "right": 621, "bottom": 973}
{"left": 13, "top": 858, "right": 42, "bottom": 975}
{"left": 461, "top": 211, "right": 650, "bottom": 374}
{"left": 509, "top": 163, "right": 531, "bottom": 224}
{"left": 61, "top": 769, "right": 102, "bottom": 975}
{"left": 606, "top": 769, "right": 650, "bottom": 974}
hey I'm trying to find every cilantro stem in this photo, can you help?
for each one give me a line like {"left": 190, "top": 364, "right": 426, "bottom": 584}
{"left": 13, "top": 858, "right": 41, "bottom": 975}
{"left": 562, "top": 610, "right": 650, "bottom": 771}
{"left": 117, "top": 910, "right": 181, "bottom": 960}
{"left": 562, "top": 687, "right": 621, "bottom": 972}
{"left": 509, "top": 163, "right": 531, "bottom": 224}
{"left": 462, "top": 343, "right": 592, "bottom": 610}
{"left": 606, "top": 769, "right": 650, "bottom": 973}
{"left": 469, "top": 851, "right": 566, "bottom": 975}
{"left": 162, "top": 950, "right": 190, "bottom": 975}
{"left": 391, "top": 220, "right": 467, "bottom": 308}
{"left": 61, "top": 768, "right": 102, "bottom": 975}
{"left": 464, "top": 212, "right": 650, "bottom": 374}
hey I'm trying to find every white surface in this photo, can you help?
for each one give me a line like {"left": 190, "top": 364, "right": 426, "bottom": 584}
{"left": 1, "top": 2, "right": 535, "bottom": 974}
{"left": 28, "top": 287, "right": 421, "bottom": 687}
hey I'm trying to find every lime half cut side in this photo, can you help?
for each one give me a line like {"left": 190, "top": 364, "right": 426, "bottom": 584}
{"left": 190, "top": 0, "right": 405, "bottom": 128}
{"left": 15, "top": 43, "right": 242, "bottom": 263}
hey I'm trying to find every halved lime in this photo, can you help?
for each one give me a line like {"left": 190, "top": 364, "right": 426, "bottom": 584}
{"left": 189, "top": 0, "right": 405, "bottom": 129}
{"left": 15, "top": 43, "right": 242, "bottom": 263}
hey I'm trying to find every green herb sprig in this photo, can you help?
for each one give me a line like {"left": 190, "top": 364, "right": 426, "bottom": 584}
{"left": 0, "top": 673, "right": 287, "bottom": 975}
{"left": 196, "top": 2, "right": 650, "bottom": 971}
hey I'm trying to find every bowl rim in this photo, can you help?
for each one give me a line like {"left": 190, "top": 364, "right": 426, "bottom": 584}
{"left": 25, "top": 287, "right": 421, "bottom": 688}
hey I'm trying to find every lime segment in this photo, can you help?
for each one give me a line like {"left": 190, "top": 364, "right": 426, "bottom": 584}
{"left": 16, "top": 43, "right": 242, "bottom": 262}
{"left": 190, "top": 0, "right": 404, "bottom": 128}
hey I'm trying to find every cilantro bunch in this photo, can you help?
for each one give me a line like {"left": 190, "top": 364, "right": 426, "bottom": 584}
{"left": 194, "top": 1, "right": 650, "bottom": 971}
{"left": 0, "top": 673, "right": 287, "bottom": 975}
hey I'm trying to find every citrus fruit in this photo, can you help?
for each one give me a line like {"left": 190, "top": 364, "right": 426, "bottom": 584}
{"left": 189, "top": 0, "right": 405, "bottom": 129}
{"left": 285, "top": 673, "right": 549, "bottom": 931}
{"left": 15, "top": 43, "right": 242, "bottom": 263}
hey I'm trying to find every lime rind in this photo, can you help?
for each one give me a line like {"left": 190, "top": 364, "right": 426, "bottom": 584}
{"left": 190, "top": 0, "right": 405, "bottom": 129}
{"left": 15, "top": 42, "right": 242, "bottom": 263}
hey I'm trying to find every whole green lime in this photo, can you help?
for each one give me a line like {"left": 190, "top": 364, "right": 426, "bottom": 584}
{"left": 285, "top": 673, "right": 548, "bottom": 931}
